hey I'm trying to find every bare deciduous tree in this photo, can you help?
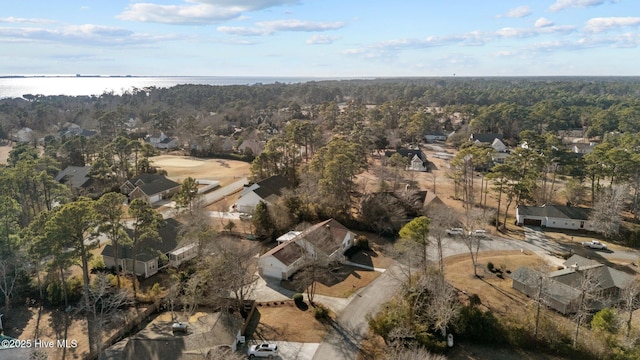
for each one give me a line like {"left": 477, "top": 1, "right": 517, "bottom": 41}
{"left": 573, "top": 269, "right": 604, "bottom": 347}
{"left": 425, "top": 204, "right": 457, "bottom": 273}
{"left": 620, "top": 279, "right": 640, "bottom": 339}
{"left": 589, "top": 185, "right": 628, "bottom": 238}
{"left": 80, "top": 273, "right": 133, "bottom": 354}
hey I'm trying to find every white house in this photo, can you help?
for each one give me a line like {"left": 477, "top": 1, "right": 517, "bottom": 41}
{"left": 384, "top": 149, "right": 428, "bottom": 172}
{"left": 168, "top": 243, "right": 198, "bottom": 267}
{"left": 516, "top": 204, "right": 596, "bottom": 231}
{"left": 146, "top": 131, "right": 178, "bottom": 149}
{"left": 236, "top": 175, "right": 290, "bottom": 213}
{"left": 572, "top": 142, "right": 596, "bottom": 154}
{"left": 424, "top": 132, "right": 448, "bottom": 143}
{"left": 491, "top": 138, "right": 507, "bottom": 153}
{"left": 258, "top": 219, "right": 356, "bottom": 280}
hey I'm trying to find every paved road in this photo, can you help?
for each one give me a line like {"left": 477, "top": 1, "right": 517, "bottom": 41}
{"left": 312, "top": 265, "right": 402, "bottom": 360}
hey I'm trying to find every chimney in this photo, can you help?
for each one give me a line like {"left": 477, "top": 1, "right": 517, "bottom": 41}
{"left": 570, "top": 263, "right": 579, "bottom": 271}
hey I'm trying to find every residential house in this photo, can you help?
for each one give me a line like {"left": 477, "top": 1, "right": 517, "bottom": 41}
{"left": 101, "top": 218, "right": 180, "bottom": 278}
{"left": 120, "top": 173, "right": 181, "bottom": 205}
{"left": 572, "top": 142, "right": 596, "bottom": 154}
{"left": 384, "top": 148, "right": 429, "bottom": 172}
{"left": 516, "top": 204, "right": 597, "bottom": 231}
{"left": 512, "top": 255, "right": 634, "bottom": 314}
{"left": 146, "top": 132, "right": 178, "bottom": 150}
{"left": 258, "top": 219, "right": 356, "bottom": 280}
{"left": 491, "top": 138, "right": 507, "bottom": 153}
{"left": 469, "top": 133, "right": 503, "bottom": 144}
{"left": 236, "top": 175, "right": 290, "bottom": 213}
{"left": 237, "top": 139, "right": 264, "bottom": 155}
{"left": 363, "top": 190, "right": 443, "bottom": 219}
{"left": 12, "top": 127, "right": 34, "bottom": 143}
{"left": 57, "top": 124, "right": 97, "bottom": 138}
{"left": 54, "top": 165, "right": 94, "bottom": 193}
{"left": 100, "top": 311, "right": 245, "bottom": 360}
{"left": 168, "top": 243, "right": 198, "bottom": 268}
{"left": 424, "top": 131, "right": 448, "bottom": 143}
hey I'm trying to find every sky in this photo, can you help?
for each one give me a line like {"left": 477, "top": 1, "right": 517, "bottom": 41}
{"left": 0, "top": 0, "right": 639, "bottom": 77}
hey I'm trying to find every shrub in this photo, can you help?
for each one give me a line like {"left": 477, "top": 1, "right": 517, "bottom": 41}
{"left": 355, "top": 235, "right": 370, "bottom": 250}
{"left": 293, "top": 293, "right": 303, "bottom": 303}
{"left": 487, "top": 262, "right": 495, "bottom": 272}
{"left": 46, "top": 276, "right": 83, "bottom": 306}
{"left": 591, "top": 308, "right": 618, "bottom": 334}
{"left": 313, "top": 305, "right": 329, "bottom": 320}
{"left": 468, "top": 294, "right": 481, "bottom": 306}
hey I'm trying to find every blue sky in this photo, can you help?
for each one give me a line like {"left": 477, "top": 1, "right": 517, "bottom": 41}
{"left": 1, "top": 0, "right": 638, "bottom": 76}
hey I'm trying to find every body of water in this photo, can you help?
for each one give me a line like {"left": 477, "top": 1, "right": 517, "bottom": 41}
{"left": 0, "top": 76, "right": 335, "bottom": 99}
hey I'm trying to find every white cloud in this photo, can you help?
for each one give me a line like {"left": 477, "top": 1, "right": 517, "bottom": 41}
{"left": 496, "top": 6, "right": 531, "bottom": 18}
{"left": 584, "top": 17, "right": 640, "bottom": 32}
{"left": 0, "top": 16, "right": 55, "bottom": 24}
{"left": 255, "top": 20, "right": 345, "bottom": 32}
{"left": 548, "top": 0, "right": 616, "bottom": 12}
{"left": 306, "top": 34, "right": 340, "bottom": 45}
{"left": 217, "top": 19, "right": 346, "bottom": 36}
{"left": 496, "top": 24, "right": 575, "bottom": 38}
{"left": 0, "top": 24, "right": 177, "bottom": 46}
{"left": 534, "top": 17, "right": 554, "bottom": 28}
{"left": 118, "top": 0, "right": 298, "bottom": 25}
{"left": 216, "top": 26, "right": 268, "bottom": 36}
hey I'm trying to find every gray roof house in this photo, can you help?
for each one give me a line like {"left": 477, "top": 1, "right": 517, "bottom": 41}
{"left": 120, "top": 173, "right": 180, "bottom": 205}
{"left": 512, "top": 255, "right": 634, "bottom": 314}
{"left": 516, "top": 204, "right": 597, "bottom": 232}
{"left": 384, "top": 148, "right": 429, "bottom": 172}
{"left": 470, "top": 133, "right": 503, "bottom": 144}
{"left": 236, "top": 175, "right": 291, "bottom": 213}
{"left": 101, "top": 218, "right": 180, "bottom": 278}
{"left": 54, "top": 165, "right": 93, "bottom": 191}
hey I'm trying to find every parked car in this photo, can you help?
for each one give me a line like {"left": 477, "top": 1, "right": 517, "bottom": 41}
{"left": 469, "top": 229, "right": 487, "bottom": 237}
{"left": 248, "top": 343, "right": 278, "bottom": 358}
{"left": 171, "top": 322, "right": 188, "bottom": 333}
{"left": 582, "top": 240, "right": 607, "bottom": 250}
{"left": 446, "top": 228, "right": 464, "bottom": 236}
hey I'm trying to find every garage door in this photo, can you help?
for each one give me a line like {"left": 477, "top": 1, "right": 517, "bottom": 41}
{"left": 523, "top": 218, "right": 542, "bottom": 226}
{"left": 260, "top": 265, "right": 284, "bottom": 280}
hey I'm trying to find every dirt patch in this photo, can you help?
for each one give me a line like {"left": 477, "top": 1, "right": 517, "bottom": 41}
{"left": 149, "top": 155, "right": 251, "bottom": 185}
{"left": 252, "top": 302, "right": 328, "bottom": 343}
{"left": 0, "top": 144, "right": 12, "bottom": 165}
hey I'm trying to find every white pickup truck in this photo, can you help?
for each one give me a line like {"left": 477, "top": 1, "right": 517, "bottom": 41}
{"left": 581, "top": 240, "right": 607, "bottom": 250}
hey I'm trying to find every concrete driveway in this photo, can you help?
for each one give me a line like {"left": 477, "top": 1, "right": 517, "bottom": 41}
{"left": 243, "top": 341, "right": 319, "bottom": 360}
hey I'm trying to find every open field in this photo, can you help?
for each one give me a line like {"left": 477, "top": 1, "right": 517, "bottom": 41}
{"left": 149, "top": 155, "right": 251, "bottom": 186}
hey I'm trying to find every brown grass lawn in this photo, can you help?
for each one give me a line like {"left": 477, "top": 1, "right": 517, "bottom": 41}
{"left": 254, "top": 302, "right": 328, "bottom": 343}
{"left": 444, "top": 251, "right": 551, "bottom": 316}
{"left": 314, "top": 267, "right": 382, "bottom": 298}
{"left": 149, "top": 155, "right": 251, "bottom": 185}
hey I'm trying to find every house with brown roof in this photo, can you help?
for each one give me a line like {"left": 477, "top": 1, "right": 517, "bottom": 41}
{"left": 258, "top": 219, "right": 356, "bottom": 279}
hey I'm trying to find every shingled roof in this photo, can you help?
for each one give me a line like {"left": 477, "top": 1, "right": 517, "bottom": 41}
{"left": 517, "top": 205, "right": 591, "bottom": 220}
{"left": 101, "top": 218, "right": 180, "bottom": 262}
{"left": 54, "top": 165, "right": 93, "bottom": 189}
{"left": 252, "top": 175, "right": 290, "bottom": 200}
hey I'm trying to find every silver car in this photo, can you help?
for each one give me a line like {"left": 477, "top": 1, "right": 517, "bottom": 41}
{"left": 248, "top": 343, "right": 278, "bottom": 358}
